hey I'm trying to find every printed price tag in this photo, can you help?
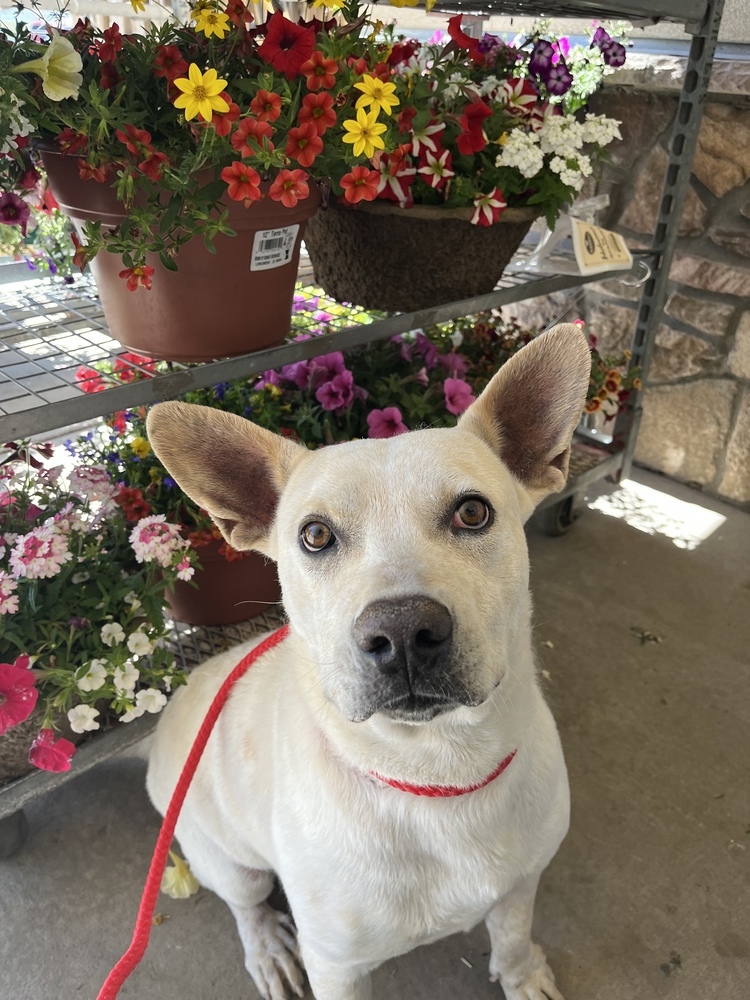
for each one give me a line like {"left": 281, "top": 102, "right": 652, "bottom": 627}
{"left": 570, "top": 218, "right": 632, "bottom": 276}
{"left": 250, "top": 224, "right": 300, "bottom": 272}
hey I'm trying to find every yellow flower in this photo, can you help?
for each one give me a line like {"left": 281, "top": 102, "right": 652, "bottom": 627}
{"left": 342, "top": 107, "right": 387, "bottom": 159}
{"left": 354, "top": 75, "right": 400, "bottom": 117}
{"left": 11, "top": 30, "right": 83, "bottom": 101}
{"left": 173, "top": 64, "right": 229, "bottom": 122}
{"left": 161, "top": 852, "right": 200, "bottom": 900}
{"left": 129, "top": 0, "right": 147, "bottom": 12}
{"left": 266, "top": 384, "right": 282, "bottom": 399}
{"left": 493, "top": 132, "right": 509, "bottom": 146}
{"left": 310, "top": 0, "right": 347, "bottom": 8}
{"left": 388, "top": 0, "right": 420, "bottom": 7}
{"left": 131, "top": 436, "right": 152, "bottom": 459}
{"left": 633, "top": 377, "right": 643, "bottom": 390}
{"left": 192, "top": 9, "right": 231, "bottom": 39}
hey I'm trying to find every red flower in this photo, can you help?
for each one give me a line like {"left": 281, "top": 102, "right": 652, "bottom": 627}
{"left": 118, "top": 265, "right": 155, "bottom": 292}
{"left": 138, "top": 151, "right": 170, "bottom": 181}
{"left": 250, "top": 89, "right": 282, "bottom": 122}
{"left": 114, "top": 352, "right": 156, "bottom": 381}
{"left": 230, "top": 117, "right": 274, "bottom": 158}
{"left": 388, "top": 40, "right": 417, "bottom": 66}
{"left": 70, "top": 233, "right": 90, "bottom": 272}
{"left": 57, "top": 128, "right": 88, "bottom": 155}
{"left": 297, "top": 92, "right": 336, "bottom": 136}
{"left": 340, "top": 166, "right": 380, "bottom": 205}
{"left": 116, "top": 123, "right": 153, "bottom": 157}
{"left": 96, "top": 23, "right": 122, "bottom": 64}
{"left": 221, "top": 161, "right": 262, "bottom": 202}
{"left": 225, "top": 0, "right": 253, "bottom": 27}
{"left": 210, "top": 94, "right": 241, "bottom": 136}
{"left": 28, "top": 728, "right": 76, "bottom": 773}
{"left": 77, "top": 159, "right": 109, "bottom": 183}
{"left": 153, "top": 45, "right": 188, "bottom": 82}
{"left": 111, "top": 411, "right": 127, "bottom": 433}
{"left": 20, "top": 167, "right": 40, "bottom": 190}
{"left": 75, "top": 365, "right": 106, "bottom": 393}
{"left": 268, "top": 168, "right": 309, "bottom": 209}
{"left": 0, "top": 658, "right": 38, "bottom": 735}
{"left": 257, "top": 12, "right": 316, "bottom": 80}
{"left": 300, "top": 50, "right": 338, "bottom": 91}
{"left": 100, "top": 63, "right": 120, "bottom": 91}
{"left": 218, "top": 541, "right": 247, "bottom": 562}
{"left": 115, "top": 485, "right": 152, "bottom": 521}
{"left": 447, "top": 15, "right": 483, "bottom": 65}
{"left": 456, "top": 100, "right": 492, "bottom": 155}
{"left": 397, "top": 105, "right": 417, "bottom": 135}
{"left": 285, "top": 123, "right": 323, "bottom": 168}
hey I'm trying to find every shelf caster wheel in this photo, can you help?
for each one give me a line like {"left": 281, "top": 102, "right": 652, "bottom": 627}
{"left": 540, "top": 495, "right": 582, "bottom": 537}
{"left": 0, "top": 810, "right": 29, "bottom": 859}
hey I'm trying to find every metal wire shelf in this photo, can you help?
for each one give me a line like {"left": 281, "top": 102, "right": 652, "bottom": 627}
{"left": 428, "top": 0, "right": 707, "bottom": 25}
{"left": 0, "top": 249, "right": 609, "bottom": 441}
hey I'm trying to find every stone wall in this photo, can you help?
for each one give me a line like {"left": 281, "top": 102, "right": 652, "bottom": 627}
{"left": 507, "top": 60, "right": 750, "bottom": 508}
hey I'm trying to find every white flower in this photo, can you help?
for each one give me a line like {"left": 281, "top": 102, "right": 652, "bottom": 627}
{"left": 127, "top": 631, "right": 153, "bottom": 657}
{"left": 72, "top": 571, "right": 90, "bottom": 584}
{"left": 161, "top": 852, "right": 200, "bottom": 899}
{"left": 581, "top": 113, "right": 622, "bottom": 146}
{"left": 450, "top": 331, "right": 464, "bottom": 349}
{"left": 11, "top": 31, "right": 83, "bottom": 101}
{"left": 135, "top": 688, "right": 168, "bottom": 714}
{"left": 67, "top": 465, "right": 116, "bottom": 505}
{"left": 76, "top": 658, "right": 108, "bottom": 692}
{"left": 113, "top": 661, "right": 139, "bottom": 694}
{"left": 130, "top": 515, "right": 188, "bottom": 569}
{"left": 123, "top": 591, "right": 143, "bottom": 612}
{"left": 101, "top": 622, "right": 126, "bottom": 647}
{"left": 0, "top": 572, "right": 19, "bottom": 615}
{"left": 119, "top": 704, "right": 145, "bottom": 723}
{"left": 9, "top": 525, "right": 72, "bottom": 580}
{"left": 67, "top": 704, "right": 100, "bottom": 734}
{"left": 495, "top": 130, "right": 544, "bottom": 179}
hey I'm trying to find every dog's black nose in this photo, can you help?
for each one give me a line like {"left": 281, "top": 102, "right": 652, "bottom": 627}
{"left": 353, "top": 597, "right": 454, "bottom": 679}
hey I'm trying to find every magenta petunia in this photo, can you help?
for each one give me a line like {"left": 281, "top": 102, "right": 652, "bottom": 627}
{"left": 28, "top": 727, "right": 76, "bottom": 773}
{"left": 316, "top": 370, "right": 355, "bottom": 411}
{"left": 281, "top": 360, "right": 313, "bottom": 390}
{"left": 414, "top": 332, "right": 439, "bottom": 370}
{"left": 444, "top": 378, "right": 476, "bottom": 416}
{"left": 0, "top": 657, "right": 38, "bottom": 735}
{"left": 438, "top": 352, "right": 469, "bottom": 379}
{"left": 310, "top": 352, "right": 346, "bottom": 386}
{"left": 367, "top": 407, "right": 409, "bottom": 439}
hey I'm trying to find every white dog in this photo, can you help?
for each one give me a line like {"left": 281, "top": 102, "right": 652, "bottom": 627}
{"left": 145, "top": 323, "right": 590, "bottom": 1000}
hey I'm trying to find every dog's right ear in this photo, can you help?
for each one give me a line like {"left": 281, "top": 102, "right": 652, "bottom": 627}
{"left": 146, "top": 402, "right": 303, "bottom": 553}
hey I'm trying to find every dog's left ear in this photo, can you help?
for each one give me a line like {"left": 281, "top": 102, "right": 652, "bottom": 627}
{"left": 459, "top": 323, "right": 591, "bottom": 506}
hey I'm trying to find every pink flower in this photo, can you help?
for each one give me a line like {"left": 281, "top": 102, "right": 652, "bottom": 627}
{"left": 367, "top": 408, "right": 409, "bottom": 439}
{"left": 310, "top": 352, "right": 346, "bottom": 386}
{"left": 444, "top": 378, "right": 476, "bottom": 415}
{"left": 280, "top": 360, "right": 313, "bottom": 390}
{"left": 68, "top": 465, "right": 116, "bottom": 504}
{"left": 438, "top": 352, "right": 469, "bottom": 379}
{"left": 28, "top": 728, "right": 76, "bottom": 773}
{"left": 9, "top": 525, "right": 72, "bottom": 580}
{"left": 176, "top": 556, "right": 194, "bottom": 582}
{"left": 316, "top": 370, "right": 355, "bottom": 411}
{"left": 130, "top": 514, "right": 187, "bottom": 568}
{"left": 415, "top": 332, "right": 438, "bottom": 370}
{"left": 0, "top": 656, "right": 38, "bottom": 734}
{"left": 0, "top": 572, "right": 19, "bottom": 615}
{"left": 0, "top": 192, "right": 31, "bottom": 236}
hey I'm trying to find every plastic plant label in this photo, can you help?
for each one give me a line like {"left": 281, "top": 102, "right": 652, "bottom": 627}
{"left": 570, "top": 218, "right": 632, "bottom": 275}
{"left": 250, "top": 225, "right": 300, "bottom": 271}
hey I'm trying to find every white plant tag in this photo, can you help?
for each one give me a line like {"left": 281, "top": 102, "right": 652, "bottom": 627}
{"left": 250, "top": 224, "right": 300, "bottom": 271}
{"left": 570, "top": 218, "right": 633, "bottom": 275}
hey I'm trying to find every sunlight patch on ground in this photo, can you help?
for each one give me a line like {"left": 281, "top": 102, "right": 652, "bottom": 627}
{"left": 587, "top": 479, "right": 726, "bottom": 550}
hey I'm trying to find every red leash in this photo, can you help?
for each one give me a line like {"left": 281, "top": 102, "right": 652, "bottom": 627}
{"left": 96, "top": 624, "right": 290, "bottom": 1000}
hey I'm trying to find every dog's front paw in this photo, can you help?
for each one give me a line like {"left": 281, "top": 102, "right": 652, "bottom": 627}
{"left": 490, "top": 943, "right": 564, "bottom": 1000}
{"left": 243, "top": 904, "right": 306, "bottom": 1000}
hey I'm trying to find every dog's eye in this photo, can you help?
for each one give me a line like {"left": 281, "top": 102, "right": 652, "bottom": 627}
{"left": 452, "top": 497, "right": 492, "bottom": 531}
{"left": 300, "top": 521, "right": 334, "bottom": 552}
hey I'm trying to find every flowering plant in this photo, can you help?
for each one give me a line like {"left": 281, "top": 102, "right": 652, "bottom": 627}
{"left": 0, "top": 442, "right": 197, "bottom": 777}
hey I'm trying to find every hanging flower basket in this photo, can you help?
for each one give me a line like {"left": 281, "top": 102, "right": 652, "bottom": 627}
{"left": 40, "top": 147, "right": 320, "bottom": 362}
{"left": 303, "top": 200, "right": 538, "bottom": 313}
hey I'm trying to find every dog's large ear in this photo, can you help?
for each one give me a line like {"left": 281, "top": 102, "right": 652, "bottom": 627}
{"left": 146, "top": 402, "right": 303, "bottom": 553}
{"left": 459, "top": 324, "right": 591, "bottom": 506}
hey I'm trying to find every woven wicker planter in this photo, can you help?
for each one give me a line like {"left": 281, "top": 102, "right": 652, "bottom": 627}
{"left": 304, "top": 200, "right": 537, "bottom": 313}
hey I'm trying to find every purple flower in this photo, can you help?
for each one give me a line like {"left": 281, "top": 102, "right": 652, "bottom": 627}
{"left": 367, "top": 407, "right": 408, "bottom": 439}
{"left": 255, "top": 369, "right": 283, "bottom": 389}
{"left": 313, "top": 310, "right": 334, "bottom": 324}
{"left": 478, "top": 33, "right": 503, "bottom": 55}
{"left": 281, "top": 360, "right": 313, "bottom": 389}
{"left": 546, "top": 61, "right": 574, "bottom": 96}
{"left": 412, "top": 367, "right": 429, "bottom": 387}
{"left": 444, "top": 378, "right": 476, "bottom": 416}
{"left": 415, "top": 332, "right": 438, "bottom": 370}
{"left": 591, "top": 26, "right": 610, "bottom": 48}
{"left": 316, "top": 370, "right": 355, "bottom": 411}
{"left": 601, "top": 39, "right": 626, "bottom": 67}
{"left": 0, "top": 193, "right": 30, "bottom": 236}
{"left": 528, "top": 40, "right": 555, "bottom": 78}
{"left": 553, "top": 38, "right": 570, "bottom": 62}
{"left": 438, "top": 352, "right": 469, "bottom": 379}
{"left": 310, "top": 351, "right": 345, "bottom": 386}
{"left": 163, "top": 477, "right": 176, "bottom": 489}
{"left": 391, "top": 335, "right": 412, "bottom": 363}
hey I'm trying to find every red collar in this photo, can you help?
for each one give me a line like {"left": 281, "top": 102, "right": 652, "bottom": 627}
{"left": 369, "top": 749, "right": 517, "bottom": 797}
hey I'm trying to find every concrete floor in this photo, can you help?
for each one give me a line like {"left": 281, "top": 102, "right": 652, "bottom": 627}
{"left": 1, "top": 469, "right": 748, "bottom": 1000}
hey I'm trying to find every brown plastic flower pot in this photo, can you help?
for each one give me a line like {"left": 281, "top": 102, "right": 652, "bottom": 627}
{"left": 40, "top": 147, "right": 320, "bottom": 362}
{"left": 165, "top": 541, "right": 281, "bottom": 627}
{"left": 304, "top": 200, "right": 537, "bottom": 313}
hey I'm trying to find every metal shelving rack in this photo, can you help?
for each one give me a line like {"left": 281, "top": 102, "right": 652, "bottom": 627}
{"left": 0, "top": 0, "right": 726, "bottom": 850}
